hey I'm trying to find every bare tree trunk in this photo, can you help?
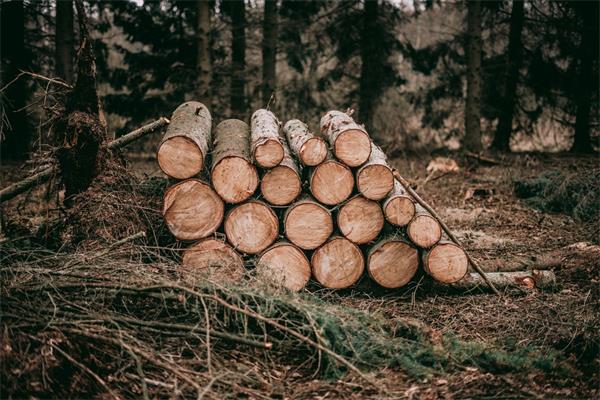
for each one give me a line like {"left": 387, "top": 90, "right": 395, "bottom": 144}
{"left": 230, "top": 0, "right": 246, "bottom": 118}
{"left": 195, "top": 0, "right": 211, "bottom": 107}
{"left": 492, "top": 0, "right": 524, "bottom": 152}
{"left": 0, "top": 0, "right": 30, "bottom": 161}
{"left": 571, "top": 1, "right": 598, "bottom": 153}
{"left": 464, "top": 0, "right": 482, "bottom": 152}
{"left": 358, "top": 0, "right": 381, "bottom": 136}
{"left": 262, "top": 0, "right": 278, "bottom": 105}
{"left": 55, "top": 0, "right": 74, "bottom": 84}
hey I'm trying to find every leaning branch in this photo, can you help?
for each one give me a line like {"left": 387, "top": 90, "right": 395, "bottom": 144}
{"left": 0, "top": 117, "right": 169, "bottom": 203}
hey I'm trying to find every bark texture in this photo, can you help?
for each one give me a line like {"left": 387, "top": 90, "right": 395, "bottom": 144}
{"left": 224, "top": 200, "right": 279, "bottom": 254}
{"left": 257, "top": 242, "right": 311, "bottom": 292}
{"left": 283, "top": 119, "right": 327, "bottom": 166}
{"left": 464, "top": 0, "right": 482, "bottom": 152}
{"left": 356, "top": 142, "right": 394, "bottom": 200}
{"left": 311, "top": 236, "right": 365, "bottom": 289}
{"left": 250, "top": 108, "right": 284, "bottom": 167}
{"left": 320, "top": 110, "right": 371, "bottom": 167}
{"left": 367, "top": 237, "right": 419, "bottom": 289}
{"left": 284, "top": 195, "right": 333, "bottom": 250}
{"left": 230, "top": 0, "right": 246, "bottom": 117}
{"left": 157, "top": 101, "right": 211, "bottom": 179}
{"left": 446, "top": 270, "right": 556, "bottom": 291}
{"left": 383, "top": 179, "right": 416, "bottom": 227}
{"left": 261, "top": 0, "right": 278, "bottom": 105}
{"left": 55, "top": 0, "right": 75, "bottom": 84}
{"left": 195, "top": 0, "right": 212, "bottom": 106}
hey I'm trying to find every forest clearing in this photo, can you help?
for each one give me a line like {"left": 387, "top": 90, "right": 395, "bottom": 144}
{"left": 1, "top": 0, "right": 598, "bottom": 399}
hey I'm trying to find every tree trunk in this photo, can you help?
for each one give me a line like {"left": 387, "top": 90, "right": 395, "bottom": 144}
{"left": 571, "top": 1, "right": 598, "bottom": 153}
{"left": 283, "top": 119, "right": 327, "bottom": 166}
{"left": 407, "top": 204, "right": 442, "bottom": 248}
{"left": 261, "top": 0, "right": 278, "bottom": 105}
{"left": 337, "top": 196, "right": 384, "bottom": 245}
{"left": 283, "top": 195, "right": 333, "bottom": 250}
{"left": 422, "top": 241, "right": 468, "bottom": 283}
{"left": 320, "top": 110, "right": 371, "bottom": 167}
{"left": 250, "top": 109, "right": 284, "bottom": 167}
{"left": 492, "top": 0, "right": 524, "bottom": 152}
{"left": 211, "top": 119, "right": 258, "bottom": 203}
{"left": 356, "top": 142, "right": 394, "bottom": 200}
{"left": 309, "top": 151, "right": 354, "bottom": 205}
{"left": 224, "top": 200, "right": 279, "bottom": 254}
{"left": 311, "top": 236, "right": 365, "bottom": 289}
{"left": 157, "top": 101, "right": 211, "bottom": 179}
{"left": 464, "top": 0, "right": 482, "bottom": 152}
{"left": 260, "top": 137, "right": 301, "bottom": 205}
{"left": 443, "top": 270, "right": 556, "bottom": 291}
{"left": 230, "top": 0, "right": 246, "bottom": 117}
{"left": 257, "top": 241, "right": 311, "bottom": 292}
{"left": 383, "top": 179, "right": 416, "bottom": 227}
{"left": 182, "top": 237, "right": 244, "bottom": 282}
{"left": 195, "top": 0, "right": 212, "bottom": 107}
{"left": 163, "top": 179, "right": 224, "bottom": 241}
{"left": 367, "top": 237, "right": 419, "bottom": 289}
{"left": 358, "top": 0, "right": 380, "bottom": 137}
{"left": 55, "top": 0, "right": 74, "bottom": 84}
{"left": 0, "top": 0, "right": 29, "bottom": 161}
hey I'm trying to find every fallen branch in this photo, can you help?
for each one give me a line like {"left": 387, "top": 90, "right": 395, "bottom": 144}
{"left": 0, "top": 117, "right": 169, "bottom": 203}
{"left": 392, "top": 169, "right": 502, "bottom": 296}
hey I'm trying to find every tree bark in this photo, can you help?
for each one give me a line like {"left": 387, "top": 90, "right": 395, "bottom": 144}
{"left": 250, "top": 108, "right": 284, "bottom": 167}
{"left": 260, "top": 136, "right": 301, "bottom": 205}
{"left": 407, "top": 204, "right": 442, "bottom": 248}
{"left": 211, "top": 119, "right": 258, "bottom": 203}
{"left": 261, "top": 0, "right": 278, "bottom": 105}
{"left": 257, "top": 241, "right": 311, "bottom": 292}
{"left": 230, "top": 0, "right": 246, "bottom": 117}
{"left": 358, "top": 0, "right": 381, "bottom": 136}
{"left": 55, "top": 0, "right": 74, "bottom": 84}
{"left": 356, "top": 142, "right": 394, "bottom": 200}
{"left": 422, "top": 241, "right": 468, "bottom": 283}
{"left": 320, "top": 110, "right": 371, "bottom": 167}
{"left": 309, "top": 151, "right": 354, "bottom": 205}
{"left": 570, "top": 1, "right": 598, "bottom": 153}
{"left": 367, "top": 237, "right": 419, "bottom": 289}
{"left": 224, "top": 200, "right": 279, "bottom": 254}
{"left": 442, "top": 270, "right": 556, "bottom": 291}
{"left": 157, "top": 101, "right": 211, "bottom": 179}
{"left": 0, "top": 0, "right": 30, "bottom": 161}
{"left": 283, "top": 195, "right": 333, "bottom": 250}
{"left": 383, "top": 179, "right": 416, "bottom": 227}
{"left": 337, "top": 196, "right": 384, "bottom": 245}
{"left": 311, "top": 236, "right": 365, "bottom": 289}
{"left": 182, "top": 237, "right": 245, "bottom": 282}
{"left": 283, "top": 119, "right": 327, "bottom": 166}
{"left": 195, "top": 0, "right": 212, "bottom": 107}
{"left": 492, "top": 0, "right": 524, "bottom": 152}
{"left": 464, "top": 0, "right": 482, "bottom": 152}
{"left": 163, "top": 179, "right": 224, "bottom": 241}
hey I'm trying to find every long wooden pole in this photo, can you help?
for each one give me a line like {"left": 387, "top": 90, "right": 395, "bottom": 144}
{"left": 392, "top": 169, "right": 502, "bottom": 296}
{"left": 0, "top": 117, "right": 169, "bottom": 203}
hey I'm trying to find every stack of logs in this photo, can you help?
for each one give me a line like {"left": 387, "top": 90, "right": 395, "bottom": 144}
{"left": 158, "top": 102, "right": 469, "bottom": 291}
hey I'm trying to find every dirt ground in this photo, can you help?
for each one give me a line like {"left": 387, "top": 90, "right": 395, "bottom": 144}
{"left": 1, "top": 151, "right": 598, "bottom": 399}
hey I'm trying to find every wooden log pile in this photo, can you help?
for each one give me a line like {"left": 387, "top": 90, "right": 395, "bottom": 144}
{"left": 159, "top": 103, "right": 472, "bottom": 292}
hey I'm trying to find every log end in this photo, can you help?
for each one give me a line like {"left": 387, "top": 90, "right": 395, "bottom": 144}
{"left": 163, "top": 180, "right": 224, "bottom": 241}
{"left": 300, "top": 137, "right": 328, "bottom": 166}
{"left": 212, "top": 156, "right": 259, "bottom": 203}
{"left": 368, "top": 240, "right": 419, "bottom": 289}
{"left": 424, "top": 242, "right": 468, "bottom": 284}
{"left": 310, "top": 160, "right": 354, "bottom": 205}
{"left": 311, "top": 237, "right": 365, "bottom": 289}
{"left": 357, "top": 164, "right": 394, "bottom": 200}
{"left": 254, "top": 139, "right": 284, "bottom": 168}
{"left": 384, "top": 196, "right": 416, "bottom": 226}
{"left": 157, "top": 136, "right": 204, "bottom": 179}
{"left": 334, "top": 129, "right": 371, "bottom": 167}
{"left": 261, "top": 166, "right": 302, "bottom": 206}
{"left": 407, "top": 214, "right": 442, "bottom": 248}
{"left": 182, "top": 238, "right": 245, "bottom": 282}
{"left": 224, "top": 200, "right": 279, "bottom": 254}
{"left": 284, "top": 201, "right": 333, "bottom": 250}
{"left": 338, "top": 196, "right": 384, "bottom": 244}
{"left": 257, "top": 242, "right": 311, "bottom": 291}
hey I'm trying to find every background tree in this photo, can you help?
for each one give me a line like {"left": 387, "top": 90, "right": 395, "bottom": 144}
{"left": 229, "top": 0, "right": 246, "bottom": 117}
{"left": 55, "top": 0, "right": 75, "bottom": 84}
{"left": 262, "top": 0, "right": 278, "bottom": 106}
{"left": 464, "top": 0, "right": 482, "bottom": 152}
{"left": 195, "top": 0, "right": 211, "bottom": 107}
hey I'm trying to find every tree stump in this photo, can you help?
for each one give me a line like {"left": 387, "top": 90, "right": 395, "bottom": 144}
{"left": 224, "top": 200, "right": 279, "bottom": 254}
{"left": 257, "top": 241, "right": 311, "bottom": 291}
{"left": 311, "top": 236, "right": 364, "bottom": 289}
{"left": 320, "top": 110, "right": 371, "bottom": 167}
{"left": 250, "top": 109, "right": 284, "bottom": 168}
{"left": 367, "top": 238, "right": 419, "bottom": 288}
{"left": 284, "top": 196, "right": 333, "bottom": 250}
{"left": 283, "top": 119, "right": 327, "bottom": 166}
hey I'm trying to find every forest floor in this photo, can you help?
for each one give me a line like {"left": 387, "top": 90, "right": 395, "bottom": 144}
{"left": 0, "top": 151, "right": 598, "bottom": 399}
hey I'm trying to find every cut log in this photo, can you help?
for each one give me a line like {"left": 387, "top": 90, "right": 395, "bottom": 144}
{"left": 257, "top": 241, "right": 311, "bottom": 291}
{"left": 356, "top": 142, "right": 394, "bottom": 200}
{"left": 162, "top": 179, "right": 224, "bottom": 241}
{"left": 181, "top": 238, "right": 245, "bottom": 282}
{"left": 260, "top": 137, "right": 302, "bottom": 205}
{"left": 250, "top": 109, "right": 284, "bottom": 168}
{"left": 320, "top": 110, "right": 371, "bottom": 167}
{"left": 311, "top": 236, "right": 365, "bottom": 289}
{"left": 445, "top": 270, "right": 556, "bottom": 291}
{"left": 224, "top": 200, "right": 279, "bottom": 254}
{"left": 422, "top": 241, "right": 468, "bottom": 283}
{"left": 337, "top": 196, "right": 384, "bottom": 244}
{"left": 367, "top": 237, "right": 419, "bottom": 289}
{"left": 309, "top": 153, "right": 354, "bottom": 205}
{"left": 283, "top": 119, "right": 327, "bottom": 166}
{"left": 407, "top": 204, "right": 442, "bottom": 248}
{"left": 383, "top": 179, "right": 416, "bottom": 227}
{"left": 211, "top": 119, "right": 259, "bottom": 203}
{"left": 284, "top": 195, "right": 333, "bottom": 250}
{"left": 157, "top": 101, "right": 211, "bottom": 180}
